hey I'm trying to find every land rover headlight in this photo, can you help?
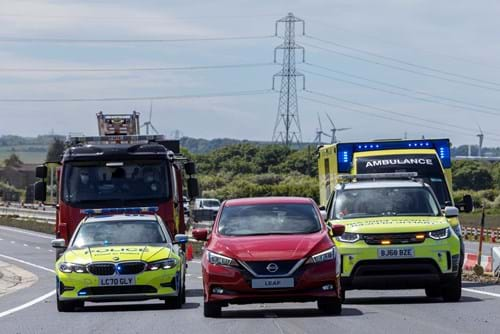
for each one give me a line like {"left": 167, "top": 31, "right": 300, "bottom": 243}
{"left": 337, "top": 232, "right": 361, "bottom": 243}
{"left": 428, "top": 227, "right": 451, "bottom": 240}
{"left": 451, "top": 224, "right": 462, "bottom": 237}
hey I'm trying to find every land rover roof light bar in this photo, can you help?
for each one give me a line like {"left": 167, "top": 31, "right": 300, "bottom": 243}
{"left": 337, "top": 172, "right": 419, "bottom": 183}
{"left": 336, "top": 139, "right": 451, "bottom": 173}
{"left": 97, "top": 111, "right": 140, "bottom": 136}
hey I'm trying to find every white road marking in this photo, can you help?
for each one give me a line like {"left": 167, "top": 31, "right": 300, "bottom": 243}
{"left": 191, "top": 260, "right": 201, "bottom": 264}
{"left": 197, "top": 276, "right": 202, "bottom": 279}
{"left": 10, "top": 241, "right": 15, "bottom": 244}
{"left": 0, "top": 253, "right": 55, "bottom": 274}
{"left": 0, "top": 290, "right": 56, "bottom": 319}
{"left": 23, "top": 244, "right": 28, "bottom": 247}
{"left": 0, "top": 253, "right": 56, "bottom": 319}
{"left": 48, "top": 250, "right": 54, "bottom": 252}
{"left": 35, "top": 246, "right": 40, "bottom": 250}
{"left": 0, "top": 238, "right": 3, "bottom": 241}
{"left": 0, "top": 226, "right": 53, "bottom": 240}
{"left": 463, "top": 288, "right": 500, "bottom": 298}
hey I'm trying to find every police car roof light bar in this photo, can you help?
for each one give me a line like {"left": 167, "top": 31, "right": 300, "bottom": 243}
{"left": 81, "top": 207, "right": 159, "bottom": 216}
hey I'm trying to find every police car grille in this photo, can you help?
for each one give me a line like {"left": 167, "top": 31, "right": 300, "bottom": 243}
{"left": 363, "top": 233, "right": 426, "bottom": 245}
{"left": 118, "top": 262, "right": 145, "bottom": 275}
{"left": 88, "top": 264, "right": 115, "bottom": 276}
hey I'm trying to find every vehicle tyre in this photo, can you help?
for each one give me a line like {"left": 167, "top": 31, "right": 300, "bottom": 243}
{"left": 339, "top": 289, "right": 346, "bottom": 303}
{"left": 203, "top": 301, "right": 222, "bottom": 318}
{"left": 425, "top": 286, "right": 442, "bottom": 298}
{"left": 164, "top": 293, "right": 183, "bottom": 309}
{"left": 56, "top": 295, "right": 82, "bottom": 312}
{"left": 317, "top": 297, "right": 342, "bottom": 315}
{"left": 441, "top": 270, "right": 462, "bottom": 302}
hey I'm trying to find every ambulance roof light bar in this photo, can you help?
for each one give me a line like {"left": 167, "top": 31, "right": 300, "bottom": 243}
{"left": 336, "top": 139, "right": 451, "bottom": 172}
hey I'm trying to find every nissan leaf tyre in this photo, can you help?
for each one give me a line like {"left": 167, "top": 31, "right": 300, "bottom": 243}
{"left": 193, "top": 197, "right": 345, "bottom": 318}
{"left": 326, "top": 180, "right": 462, "bottom": 302}
{"left": 53, "top": 213, "right": 188, "bottom": 312}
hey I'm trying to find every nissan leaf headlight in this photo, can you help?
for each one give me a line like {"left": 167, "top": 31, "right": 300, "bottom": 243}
{"left": 428, "top": 227, "right": 451, "bottom": 240}
{"left": 207, "top": 251, "right": 237, "bottom": 266}
{"left": 337, "top": 232, "right": 361, "bottom": 243}
{"left": 306, "top": 247, "right": 336, "bottom": 264}
{"left": 146, "top": 259, "right": 178, "bottom": 271}
{"left": 59, "top": 263, "right": 88, "bottom": 273}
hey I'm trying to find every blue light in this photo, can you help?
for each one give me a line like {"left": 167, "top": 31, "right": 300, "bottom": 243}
{"left": 78, "top": 291, "right": 87, "bottom": 296}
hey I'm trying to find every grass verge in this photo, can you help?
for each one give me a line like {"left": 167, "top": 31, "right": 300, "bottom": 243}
{"left": 460, "top": 214, "right": 500, "bottom": 229}
{"left": 0, "top": 216, "right": 54, "bottom": 234}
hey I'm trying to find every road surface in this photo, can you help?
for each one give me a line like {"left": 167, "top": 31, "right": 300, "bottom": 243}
{"left": 0, "top": 225, "right": 499, "bottom": 334}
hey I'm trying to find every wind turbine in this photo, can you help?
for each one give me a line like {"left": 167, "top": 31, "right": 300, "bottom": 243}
{"left": 141, "top": 101, "right": 159, "bottom": 135}
{"left": 477, "top": 125, "right": 484, "bottom": 157}
{"left": 325, "top": 113, "right": 350, "bottom": 144}
{"left": 313, "top": 113, "right": 330, "bottom": 145}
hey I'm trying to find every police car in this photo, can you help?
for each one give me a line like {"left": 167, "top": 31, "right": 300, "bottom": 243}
{"left": 52, "top": 208, "right": 188, "bottom": 312}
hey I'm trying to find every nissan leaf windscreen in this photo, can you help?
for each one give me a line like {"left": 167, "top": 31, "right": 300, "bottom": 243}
{"left": 218, "top": 203, "right": 321, "bottom": 236}
{"left": 332, "top": 187, "right": 441, "bottom": 219}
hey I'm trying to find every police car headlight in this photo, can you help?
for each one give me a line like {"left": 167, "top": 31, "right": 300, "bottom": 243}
{"left": 146, "top": 259, "right": 178, "bottom": 271}
{"left": 207, "top": 251, "right": 237, "bottom": 266}
{"left": 307, "top": 247, "right": 336, "bottom": 264}
{"left": 59, "top": 263, "right": 88, "bottom": 273}
{"left": 337, "top": 232, "right": 361, "bottom": 243}
{"left": 429, "top": 228, "right": 451, "bottom": 240}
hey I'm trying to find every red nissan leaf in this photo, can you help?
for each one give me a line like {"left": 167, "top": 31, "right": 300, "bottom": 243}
{"left": 192, "top": 197, "right": 345, "bottom": 317}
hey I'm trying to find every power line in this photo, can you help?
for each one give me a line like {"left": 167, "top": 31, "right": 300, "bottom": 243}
{"left": 302, "top": 67, "right": 500, "bottom": 118}
{"left": 304, "top": 62, "right": 500, "bottom": 114}
{"left": 0, "top": 89, "right": 275, "bottom": 103}
{"left": 300, "top": 94, "right": 489, "bottom": 141}
{"left": 0, "top": 35, "right": 275, "bottom": 44}
{"left": 0, "top": 62, "right": 276, "bottom": 73}
{"left": 300, "top": 40, "right": 500, "bottom": 93}
{"left": 0, "top": 13, "right": 281, "bottom": 21}
{"left": 304, "top": 90, "right": 500, "bottom": 140}
{"left": 305, "top": 35, "right": 500, "bottom": 87}
{"left": 309, "top": 19, "right": 500, "bottom": 71}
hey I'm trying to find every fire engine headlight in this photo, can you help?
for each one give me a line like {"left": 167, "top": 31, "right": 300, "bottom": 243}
{"left": 429, "top": 228, "right": 451, "bottom": 240}
{"left": 306, "top": 247, "right": 336, "bottom": 264}
{"left": 337, "top": 232, "right": 361, "bottom": 243}
{"left": 146, "top": 259, "right": 178, "bottom": 271}
{"left": 59, "top": 263, "right": 88, "bottom": 273}
{"left": 207, "top": 251, "right": 237, "bottom": 266}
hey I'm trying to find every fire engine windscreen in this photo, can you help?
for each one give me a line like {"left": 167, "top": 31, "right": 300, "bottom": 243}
{"left": 63, "top": 160, "right": 169, "bottom": 207}
{"left": 332, "top": 187, "right": 441, "bottom": 220}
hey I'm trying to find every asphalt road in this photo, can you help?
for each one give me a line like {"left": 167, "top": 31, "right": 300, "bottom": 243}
{"left": 0, "top": 225, "right": 499, "bottom": 334}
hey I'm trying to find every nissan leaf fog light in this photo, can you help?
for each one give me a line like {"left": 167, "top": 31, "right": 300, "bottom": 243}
{"left": 428, "top": 228, "right": 451, "bottom": 240}
{"left": 146, "top": 259, "right": 178, "bottom": 271}
{"left": 337, "top": 232, "right": 361, "bottom": 243}
{"left": 59, "top": 263, "right": 87, "bottom": 273}
{"left": 207, "top": 251, "right": 237, "bottom": 266}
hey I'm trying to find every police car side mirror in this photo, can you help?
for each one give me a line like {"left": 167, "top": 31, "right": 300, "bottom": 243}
{"left": 444, "top": 206, "right": 459, "bottom": 218}
{"left": 174, "top": 234, "right": 188, "bottom": 244}
{"left": 51, "top": 239, "right": 66, "bottom": 249}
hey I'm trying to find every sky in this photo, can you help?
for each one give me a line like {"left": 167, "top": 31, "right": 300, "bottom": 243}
{"left": 0, "top": 0, "right": 500, "bottom": 147}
